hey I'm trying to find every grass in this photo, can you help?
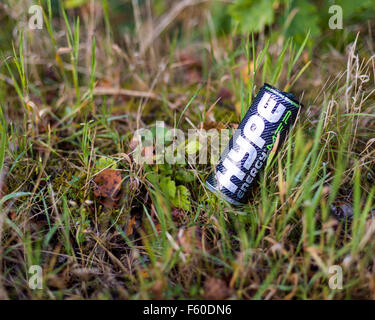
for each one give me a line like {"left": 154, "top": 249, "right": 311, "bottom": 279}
{"left": 0, "top": 0, "right": 374, "bottom": 300}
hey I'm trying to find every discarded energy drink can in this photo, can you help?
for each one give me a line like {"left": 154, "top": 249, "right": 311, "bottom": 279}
{"left": 206, "top": 83, "right": 301, "bottom": 205}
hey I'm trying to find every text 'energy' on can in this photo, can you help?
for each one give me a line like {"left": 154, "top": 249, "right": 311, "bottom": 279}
{"left": 206, "top": 83, "right": 302, "bottom": 205}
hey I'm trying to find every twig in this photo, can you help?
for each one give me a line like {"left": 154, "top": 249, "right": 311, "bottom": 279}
{"left": 93, "top": 87, "right": 160, "bottom": 100}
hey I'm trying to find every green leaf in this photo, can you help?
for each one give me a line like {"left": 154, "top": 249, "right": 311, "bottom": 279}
{"left": 229, "top": 0, "right": 276, "bottom": 33}
{"left": 145, "top": 169, "right": 158, "bottom": 185}
{"left": 95, "top": 157, "right": 117, "bottom": 172}
{"left": 176, "top": 169, "right": 195, "bottom": 183}
{"left": 160, "top": 176, "right": 176, "bottom": 199}
{"left": 159, "top": 176, "right": 191, "bottom": 210}
{"left": 159, "top": 163, "right": 173, "bottom": 176}
{"left": 64, "top": 0, "right": 89, "bottom": 9}
{"left": 0, "top": 192, "right": 32, "bottom": 207}
{"left": 185, "top": 139, "right": 202, "bottom": 155}
{"left": 284, "top": 0, "right": 321, "bottom": 44}
{"left": 171, "top": 185, "right": 191, "bottom": 211}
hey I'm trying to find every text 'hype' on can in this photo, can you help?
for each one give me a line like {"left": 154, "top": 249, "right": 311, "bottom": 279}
{"left": 206, "top": 83, "right": 302, "bottom": 205}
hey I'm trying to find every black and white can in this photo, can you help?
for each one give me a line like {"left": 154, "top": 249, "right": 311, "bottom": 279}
{"left": 206, "top": 83, "right": 301, "bottom": 205}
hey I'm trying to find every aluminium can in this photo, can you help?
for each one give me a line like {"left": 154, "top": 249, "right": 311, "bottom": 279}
{"left": 206, "top": 83, "right": 301, "bottom": 205}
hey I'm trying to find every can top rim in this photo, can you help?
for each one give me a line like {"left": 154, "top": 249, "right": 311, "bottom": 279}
{"left": 263, "top": 83, "right": 302, "bottom": 108}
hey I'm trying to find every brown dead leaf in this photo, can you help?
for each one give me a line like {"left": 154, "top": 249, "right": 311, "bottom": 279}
{"left": 178, "top": 51, "right": 201, "bottom": 68}
{"left": 139, "top": 269, "right": 150, "bottom": 279}
{"left": 217, "top": 87, "right": 233, "bottom": 102}
{"left": 186, "top": 69, "right": 202, "bottom": 85}
{"left": 7, "top": 211, "right": 16, "bottom": 221}
{"left": 155, "top": 223, "right": 161, "bottom": 233}
{"left": 47, "top": 274, "right": 66, "bottom": 289}
{"left": 126, "top": 216, "right": 136, "bottom": 236}
{"left": 202, "top": 121, "right": 226, "bottom": 130}
{"left": 93, "top": 169, "right": 122, "bottom": 198}
{"left": 151, "top": 279, "right": 167, "bottom": 300}
{"left": 240, "top": 60, "right": 254, "bottom": 84}
{"left": 204, "top": 277, "right": 233, "bottom": 300}
{"left": 177, "top": 51, "right": 202, "bottom": 84}
{"left": 93, "top": 169, "right": 122, "bottom": 208}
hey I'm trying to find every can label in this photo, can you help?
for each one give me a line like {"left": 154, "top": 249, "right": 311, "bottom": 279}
{"left": 206, "top": 84, "right": 301, "bottom": 205}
